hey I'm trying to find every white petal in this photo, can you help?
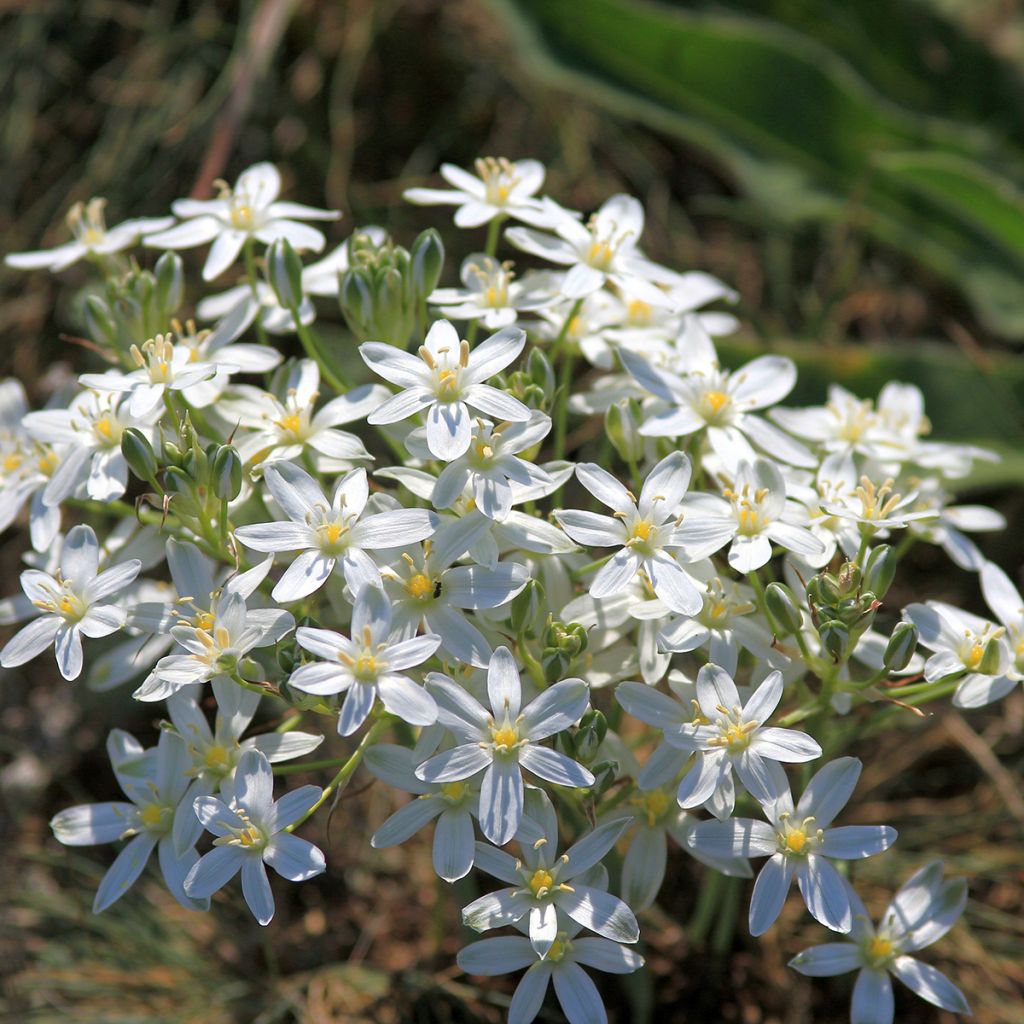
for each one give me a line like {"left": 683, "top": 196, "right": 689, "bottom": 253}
{"left": 749, "top": 853, "right": 793, "bottom": 935}
{"left": 264, "top": 832, "right": 326, "bottom": 882}
{"left": 479, "top": 758, "right": 524, "bottom": 846}
{"left": 852, "top": 969, "right": 895, "bottom": 1024}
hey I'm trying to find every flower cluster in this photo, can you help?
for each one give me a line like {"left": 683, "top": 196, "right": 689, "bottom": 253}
{"left": 4, "top": 156, "right": 998, "bottom": 1024}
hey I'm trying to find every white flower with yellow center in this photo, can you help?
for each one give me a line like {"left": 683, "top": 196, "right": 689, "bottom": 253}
{"left": 691, "top": 757, "right": 897, "bottom": 936}
{"left": 144, "top": 162, "right": 339, "bottom": 280}
{"left": 25, "top": 389, "right": 159, "bottom": 507}
{"left": 234, "top": 461, "right": 438, "bottom": 602}
{"left": 902, "top": 599, "right": 1015, "bottom": 709}
{"left": 464, "top": 790, "right": 638, "bottom": 957}
{"left": 416, "top": 646, "right": 593, "bottom": 845}
{"left": 50, "top": 729, "right": 206, "bottom": 913}
{"left": 5, "top": 197, "right": 173, "bottom": 272}
{"left": 554, "top": 452, "right": 707, "bottom": 615}
{"left": 508, "top": 193, "right": 669, "bottom": 305}
{"left": 790, "top": 861, "right": 970, "bottom": 1024}
{"left": 980, "top": 560, "right": 1024, "bottom": 680}
{"left": 361, "top": 319, "right": 530, "bottom": 461}
{"left": 403, "top": 157, "right": 554, "bottom": 228}
{"left": 289, "top": 584, "right": 441, "bottom": 735}
{"left": 185, "top": 749, "right": 325, "bottom": 926}
{"left": 665, "top": 664, "right": 821, "bottom": 818}
{"left": 429, "top": 253, "right": 554, "bottom": 329}
{"left": 0, "top": 524, "right": 140, "bottom": 680}
{"left": 79, "top": 334, "right": 222, "bottom": 417}
{"left": 620, "top": 317, "right": 814, "bottom": 469}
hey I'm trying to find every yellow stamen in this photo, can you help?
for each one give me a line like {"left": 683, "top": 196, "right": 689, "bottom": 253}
{"left": 528, "top": 869, "right": 554, "bottom": 896}
{"left": 407, "top": 573, "right": 433, "bottom": 599}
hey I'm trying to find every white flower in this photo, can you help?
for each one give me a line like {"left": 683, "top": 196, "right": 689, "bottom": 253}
{"left": 463, "top": 793, "right": 638, "bottom": 956}
{"left": 185, "top": 749, "right": 326, "bottom": 925}
{"left": 383, "top": 517, "right": 529, "bottom": 666}
{"left": 407, "top": 411, "right": 552, "bottom": 521}
{"left": 416, "top": 646, "right": 593, "bottom": 845}
{"left": 507, "top": 194, "right": 669, "bottom": 305}
{"left": 690, "top": 757, "right": 898, "bottom": 935}
{"left": 818, "top": 472, "right": 936, "bottom": 534}
{"left": 79, "top": 334, "right": 221, "bottom": 417}
{"left": 665, "top": 665, "right": 821, "bottom": 818}
{"left": 233, "top": 462, "right": 438, "bottom": 602}
{"left": 789, "top": 862, "right": 970, "bottom": 1024}
{"left": 902, "top": 600, "right": 1015, "bottom": 708}
{"left": 361, "top": 320, "right": 530, "bottom": 461}
{"left": 5, "top": 197, "right": 173, "bottom": 272}
{"left": 555, "top": 452, "right": 704, "bottom": 615}
{"left": 50, "top": 729, "right": 206, "bottom": 912}
{"left": 429, "top": 254, "right": 553, "bottom": 328}
{"left": 225, "top": 360, "right": 385, "bottom": 469}
{"left": 457, "top": 922, "right": 643, "bottom": 1024}
{"left": 24, "top": 390, "right": 160, "bottom": 506}
{"left": 620, "top": 317, "right": 814, "bottom": 469}
{"left": 404, "top": 158, "right": 553, "bottom": 228}
{"left": 145, "top": 162, "right": 339, "bottom": 280}
{"left": 0, "top": 524, "right": 140, "bottom": 680}
{"left": 133, "top": 586, "right": 294, "bottom": 701}
{"left": 906, "top": 477, "right": 1005, "bottom": 571}
{"left": 290, "top": 584, "right": 441, "bottom": 734}
{"left": 980, "top": 560, "right": 1024, "bottom": 678}
{"left": 195, "top": 279, "right": 315, "bottom": 336}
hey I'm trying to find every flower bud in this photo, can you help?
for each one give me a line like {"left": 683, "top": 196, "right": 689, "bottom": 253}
{"left": 589, "top": 760, "right": 619, "bottom": 797}
{"left": 410, "top": 228, "right": 445, "bottom": 299}
{"left": 883, "top": 622, "right": 918, "bottom": 672}
{"left": 810, "top": 572, "right": 843, "bottom": 607}
{"left": 84, "top": 295, "right": 119, "bottom": 347}
{"left": 819, "top": 620, "right": 850, "bottom": 662}
{"left": 266, "top": 239, "right": 304, "bottom": 310}
{"left": 527, "top": 347, "right": 555, "bottom": 403}
{"left": 121, "top": 428, "right": 158, "bottom": 484}
{"left": 509, "top": 579, "right": 545, "bottom": 637}
{"left": 339, "top": 268, "right": 374, "bottom": 338}
{"left": 211, "top": 444, "right": 243, "bottom": 501}
{"left": 541, "top": 620, "right": 588, "bottom": 682}
{"left": 605, "top": 399, "right": 644, "bottom": 463}
{"left": 154, "top": 251, "right": 184, "bottom": 315}
{"left": 573, "top": 709, "right": 607, "bottom": 765}
{"left": 863, "top": 544, "right": 897, "bottom": 601}
{"left": 764, "top": 582, "right": 803, "bottom": 636}
{"left": 837, "top": 561, "right": 861, "bottom": 596}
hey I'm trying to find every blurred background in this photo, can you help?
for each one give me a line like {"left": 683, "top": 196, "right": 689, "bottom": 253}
{"left": 1, "top": 0, "right": 1023, "bottom": 1021}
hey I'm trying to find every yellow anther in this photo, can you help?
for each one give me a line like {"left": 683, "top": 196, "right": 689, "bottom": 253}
{"left": 94, "top": 417, "right": 115, "bottom": 440}
{"left": 631, "top": 520, "right": 653, "bottom": 543}
{"left": 627, "top": 299, "right": 652, "bottom": 324}
{"left": 418, "top": 345, "right": 437, "bottom": 369}
{"left": 195, "top": 611, "right": 215, "bottom": 632}
{"left": 459, "top": 339, "right": 470, "bottom": 368}
{"left": 37, "top": 451, "right": 59, "bottom": 476}
{"left": 354, "top": 654, "right": 379, "bottom": 679}
{"left": 737, "top": 507, "right": 761, "bottom": 535}
{"left": 277, "top": 413, "right": 303, "bottom": 435}
{"left": 322, "top": 523, "right": 344, "bottom": 546}
{"left": 407, "top": 573, "right": 433, "bottom": 599}
{"left": 528, "top": 869, "right": 554, "bottom": 896}
{"left": 3, "top": 453, "right": 23, "bottom": 472}
{"left": 587, "top": 240, "right": 614, "bottom": 269}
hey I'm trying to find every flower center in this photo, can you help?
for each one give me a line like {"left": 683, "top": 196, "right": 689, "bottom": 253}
{"left": 700, "top": 389, "right": 730, "bottom": 420}
{"left": 139, "top": 803, "right": 170, "bottom": 830}
{"left": 528, "top": 868, "right": 554, "bottom": 897}
{"left": 407, "top": 573, "right": 435, "bottom": 600}
{"left": 33, "top": 578, "right": 87, "bottom": 622}
{"left": 632, "top": 788, "right": 670, "bottom": 827}
{"left": 492, "top": 726, "right": 519, "bottom": 749}
{"left": 440, "top": 781, "right": 467, "bottom": 803}
{"left": 214, "top": 811, "right": 267, "bottom": 851}
{"left": 707, "top": 705, "right": 758, "bottom": 753}
{"left": 777, "top": 814, "right": 822, "bottom": 858}
{"left": 205, "top": 744, "right": 231, "bottom": 770}
{"left": 546, "top": 935, "right": 570, "bottom": 962}
{"left": 627, "top": 299, "right": 652, "bottom": 325}
{"left": 475, "top": 157, "right": 520, "bottom": 206}
{"left": 353, "top": 654, "right": 380, "bottom": 681}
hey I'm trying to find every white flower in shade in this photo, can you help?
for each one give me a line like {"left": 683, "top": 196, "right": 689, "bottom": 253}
{"left": 185, "top": 749, "right": 326, "bottom": 926}
{"left": 620, "top": 317, "right": 814, "bottom": 468}
{"left": 24, "top": 390, "right": 160, "bottom": 506}
{"left": 195, "top": 280, "right": 314, "bottom": 336}
{"left": 365, "top": 743, "right": 482, "bottom": 882}
{"left": 690, "top": 757, "right": 898, "bottom": 936}
{"left": 429, "top": 254, "right": 554, "bottom": 328}
{"left": 554, "top": 453, "right": 705, "bottom": 615}
{"left": 463, "top": 790, "right": 639, "bottom": 956}
{"left": 457, "top": 921, "right": 643, "bottom": 1024}
{"left": 0, "top": 525, "right": 140, "bottom": 680}
{"left": 290, "top": 584, "right": 441, "bottom": 735}
{"left": 416, "top": 646, "right": 593, "bottom": 845}
{"left": 980, "top": 560, "right": 1024, "bottom": 678}
{"left": 902, "top": 600, "right": 1015, "bottom": 708}
{"left": 360, "top": 320, "right": 530, "bottom": 461}
{"left": 789, "top": 862, "right": 970, "bottom": 1024}
{"left": 133, "top": 586, "right": 294, "bottom": 701}
{"left": 144, "top": 162, "right": 339, "bottom": 281}
{"left": 383, "top": 517, "right": 529, "bottom": 666}
{"left": 5, "top": 197, "right": 173, "bottom": 272}
{"left": 234, "top": 462, "right": 438, "bottom": 602}
{"left": 406, "top": 411, "right": 553, "bottom": 521}
{"left": 661, "top": 665, "right": 821, "bottom": 818}
{"left": 166, "top": 676, "right": 324, "bottom": 857}
{"left": 225, "top": 360, "right": 385, "bottom": 469}
{"left": 680, "top": 458, "right": 826, "bottom": 573}
{"left": 50, "top": 729, "right": 206, "bottom": 913}
{"left": 78, "top": 334, "right": 222, "bottom": 418}
{"left": 507, "top": 193, "right": 669, "bottom": 305}
{"left": 403, "top": 158, "right": 553, "bottom": 228}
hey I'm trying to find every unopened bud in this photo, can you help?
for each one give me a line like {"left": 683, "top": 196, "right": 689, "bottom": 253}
{"left": 589, "top": 760, "right": 618, "bottom": 796}
{"left": 84, "top": 296, "right": 118, "bottom": 347}
{"left": 266, "top": 239, "right": 304, "bottom": 310}
{"left": 339, "top": 269, "right": 374, "bottom": 338}
{"left": 573, "top": 709, "right": 607, "bottom": 764}
{"left": 883, "top": 623, "right": 918, "bottom": 672}
{"left": 837, "top": 561, "right": 861, "bottom": 597}
{"left": 527, "top": 347, "right": 555, "bottom": 402}
{"left": 154, "top": 251, "right": 184, "bottom": 314}
{"left": 212, "top": 444, "right": 243, "bottom": 501}
{"left": 410, "top": 228, "right": 445, "bottom": 299}
{"left": 819, "top": 621, "right": 850, "bottom": 662}
{"left": 812, "top": 572, "right": 843, "bottom": 607}
{"left": 863, "top": 545, "right": 897, "bottom": 601}
{"left": 121, "top": 428, "right": 158, "bottom": 484}
{"left": 764, "top": 582, "right": 803, "bottom": 636}
{"left": 509, "top": 579, "right": 545, "bottom": 636}
{"left": 605, "top": 399, "right": 644, "bottom": 462}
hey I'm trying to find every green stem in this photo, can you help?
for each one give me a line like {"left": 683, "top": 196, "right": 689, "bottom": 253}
{"left": 285, "top": 716, "right": 392, "bottom": 832}
{"left": 467, "top": 216, "right": 506, "bottom": 346}
{"left": 291, "top": 307, "right": 349, "bottom": 393}
{"left": 688, "top": 869, "right": 726, "bottom": 943}
{"left": 551, "top": 298, "right": 584, "bottom": 461}
{"left": 243, "top": 239, "right": 268, "bottom": 346}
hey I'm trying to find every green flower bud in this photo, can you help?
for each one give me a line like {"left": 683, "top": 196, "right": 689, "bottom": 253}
{"left": 212, "top": 444, "right": 243, "bottom": 501}
{"left": 837, "top": 561, "right": 861, "bottom": 596}
{"left": 863, "top": 545, "right": 897, "bottom": 601}
{"left": 573, "top": 709, "right": 607, "bottom": 764}
{"left": 527, "top": 347, "right": 555, "bottom": 403}
{"left": 883, "top": 622, "right": 918, "bottom": 672}
{"left": 84, "top": 295, "right": 118, "bottom": 347}
{"left": 154, "top": 251, "right": 184, "bottom": 315}
{"left": 339, "top": 268, "right": 375, "bottom": 338}
{"left": 410, "top": 228, "right": 445, "bottom": 299}
{"left": 764, "top": 582, "right": 803, "bottom": 636}
{"left": 541, "top": 620, "right": 588, "bottom": 682}
{"left": 812, "top": 572, "right": 843, "bottom": 607}
{"left": 605, "top": 399, "right": 644, "bottom": 463}
{"left": 589, "top": 760, "right": 619, "bottom": 797}
{"left": 120, "top": 428, "right": 158, "bottom": 484}
{"left": 819, "top": 621, "right": 850, "bottom": 662}
{"left": 509, "top": 579, "right": 546, "bottom": 637}
{"left": 266, "top": 238, "right": 304, "bottom": 310}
